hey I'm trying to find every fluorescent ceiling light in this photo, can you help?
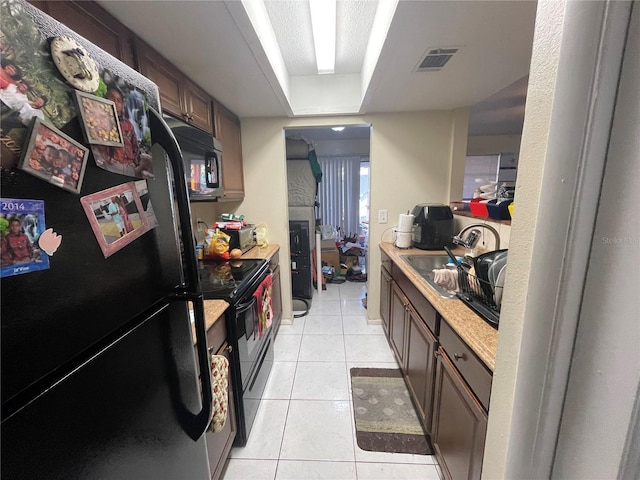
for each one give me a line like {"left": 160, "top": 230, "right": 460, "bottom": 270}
{"left": 309, "top": 0, "right": 336, "bottom": 74}
{"left": 331, "top": 126, "right": 345, "bottom": 132}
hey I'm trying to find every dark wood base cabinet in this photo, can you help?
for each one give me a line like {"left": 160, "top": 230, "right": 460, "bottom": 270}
{"left": 205, "top": 319, "right": 236, "bottom": 480}
{"left": 389, "top": 281, "right": 408, "bottom": 366}
{"left": 380, "top": 265, "right": 392, "bottom": 335}
{"left": 270, "top": 257, "right": 282, "bottom": 335}
{"left": 432, "top": 348, "right": 488, "bottom": 480}
{"left": 405, "top": 305, "right": 437, "bottom": 428}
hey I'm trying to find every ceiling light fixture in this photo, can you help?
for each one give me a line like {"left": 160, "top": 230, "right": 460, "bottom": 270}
{"left": 309, "top": 0, "right": 336, "bottom": 74}
{"left": 331, "top": 126, "right": 345, "bottom": 132}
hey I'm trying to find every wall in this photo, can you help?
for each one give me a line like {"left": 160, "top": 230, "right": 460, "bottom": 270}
{"left": 483, "top": 0, "right": 635, "bottom": 478}
{"left": 552, "top": 2, "right": 639, "bottom": 476}
{"left": 239, "top": 110, "right": 469, "bottom": 321}
{"left": 453, "top": 214, "right": 511, "bottom": 252}
{"left": 466, "top": 134, "right": 522, "bottom": 156}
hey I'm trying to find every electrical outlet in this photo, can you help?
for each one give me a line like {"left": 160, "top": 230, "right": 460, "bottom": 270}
{"left": 378, "top": 210, "right": 388, "bottom": 224}
{"left": 196, "top": 218, "right": 203, "bottom": 232}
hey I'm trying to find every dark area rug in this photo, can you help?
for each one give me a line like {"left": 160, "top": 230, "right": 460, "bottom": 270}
{"left": 350, "top": 367, "right": 433, "bottom": 455}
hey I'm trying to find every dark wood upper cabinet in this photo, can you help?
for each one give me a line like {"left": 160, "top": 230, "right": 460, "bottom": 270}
{"left": 135, "top": 39, "right": 214, "bottom": 133}
{"left": 135, "top": 39, "right": 185, "bottom": 118}
{"left": 30, "top": 1, "right": 136, "bottom": 68}
{"left": 184, "top": 79, "right": 213, "bottom": 133}
{"left": 213, "top": 101, "right": 244, "bottom": 201}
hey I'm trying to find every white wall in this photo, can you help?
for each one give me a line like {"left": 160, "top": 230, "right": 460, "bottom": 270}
{"left": 483, "top": 0, "right": 635, "bottom": 478}
{"left": 239, "top": 110, "right": 469, "bottom": 321}
{"left": 552, "top": 3, "right": 639, "bottom": 476}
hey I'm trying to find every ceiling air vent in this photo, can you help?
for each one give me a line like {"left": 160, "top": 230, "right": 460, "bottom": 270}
{"left": 416, "top": 48, "right": 459, "bottom": 71}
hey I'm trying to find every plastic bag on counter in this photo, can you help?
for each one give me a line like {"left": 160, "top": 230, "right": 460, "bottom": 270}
{"left": 204, "top": 228, "right": 231, "bottom": 260}
{"left": 255, "top": 223, "right": 269, "bottom": 247}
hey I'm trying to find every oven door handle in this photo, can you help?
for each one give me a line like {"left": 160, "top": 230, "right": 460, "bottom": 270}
{"left": 236, "top": 297, "right": 256, "bottom": 314}
{"left": 237, "top": 297, "right": 257, "bottom": 341}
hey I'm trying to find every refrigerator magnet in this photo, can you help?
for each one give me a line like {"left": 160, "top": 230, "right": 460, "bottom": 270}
{"left": 74, "top": 90, "right": 124, "bottom": 147}
{"left": 17, "top": 118, "right": 89, "bottom": 194}
{"left": 134, "top": 180, "right": 159, "bottom": 230}
{"left": 80, "top": 183, "right": 149, "bottom": 258}
{"left": 1, "top": 198, "right": 51, "bottom": 277}
{"left": 50, "top": 36, "right": 100, "bottom": 93}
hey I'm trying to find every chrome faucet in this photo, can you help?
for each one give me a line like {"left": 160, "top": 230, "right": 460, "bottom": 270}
{"left": 453, "top": 223, "right": 501, "bottom": 250}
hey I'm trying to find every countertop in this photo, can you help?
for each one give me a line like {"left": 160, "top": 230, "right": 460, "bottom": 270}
{"left": 241, "top": 244, "right": 280, "bottom": 262}
{"left": 192, "top": 300, "right": 229, "bottom": 342}
{"left": 380, "top": 242, "right": 498, "bottom": 371}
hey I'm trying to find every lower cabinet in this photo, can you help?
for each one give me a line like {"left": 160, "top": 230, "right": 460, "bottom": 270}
{"left": 380, "top": 264, "right": 392, "bottom": 335}
{"left": 432, "top": 347, "right": 487, "bottom": 480}
{"left": 389, "top": 281, "right": 408, "bottom": 366}
{"left": 405, "top": 305, "right": 437, "bottom": 430}
{"left": 270, "top": 256, "right": 282, "bottom": 335}
{"left": 205, "top": 319, "right": 236, "bottom": 480}
{"left": 380, "top": 247, "right": 492, "bottom": 479}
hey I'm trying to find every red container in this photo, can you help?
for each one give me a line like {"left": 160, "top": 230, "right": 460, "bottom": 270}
{"left": 469, "top": 200, "right": 489, "bottom": 217}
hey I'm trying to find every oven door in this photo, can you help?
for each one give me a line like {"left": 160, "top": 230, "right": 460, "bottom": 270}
{"left": 235, "top": 297, "right": 261, "bottom": 390}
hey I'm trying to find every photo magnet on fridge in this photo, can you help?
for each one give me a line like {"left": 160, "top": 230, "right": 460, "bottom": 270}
{"left": 17, "top": 117, "right": 89, "bottom": 194}
{"left": 80, "top": 182, "right": 149, "bottom": 258}
{"left": 1, "top": 198, "right": 50, "bottom": 277}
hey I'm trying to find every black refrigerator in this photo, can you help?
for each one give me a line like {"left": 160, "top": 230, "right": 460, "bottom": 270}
{"left": 1, "top": 2, "right": 212, "bottom": 478}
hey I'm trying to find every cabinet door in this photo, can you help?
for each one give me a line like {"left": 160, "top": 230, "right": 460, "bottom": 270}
{"left": 405, "top": 306, "right": 437, "bottom": 431}
{"left": 380, "top": 266, "right": 392, "bottom": 335}
{"left": 135, "top": 39, "right": 185, "bottom": 119}
{"left": 205, "top": 342, "right": 236, "bottom": 480}
{"left": 184, "top": 78, "right": 213, "bottom": 133}
{"left": 213, "top": 101, "right": 245, "bottom": 201}
{"left": 389, "top": 281, "right": 408, "bottom": 368}
{"left": 271, "top": 264, "right": 282, "bottom": 335}
{"left": 33, "top": 1, "right": 136, "bottom": 67}
{"left": 432, "top": 348, "right": 487, "bottom": 480}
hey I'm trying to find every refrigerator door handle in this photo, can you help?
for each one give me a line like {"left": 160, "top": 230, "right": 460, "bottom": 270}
{"left": 150, "top": 108, "right": 213, "bottom": 440}
{"left": 148, "top": 107, "right": 200, "bottom": 293}
{"left": 169, "top": 292, "right": 213, "bottom": 440}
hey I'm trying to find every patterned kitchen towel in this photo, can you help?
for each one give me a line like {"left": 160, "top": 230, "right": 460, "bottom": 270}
{"left": 208, "top": 354, "right": 229, "bottom": 433}
{"left": 253, "top": 274, "right": 273, "bottom": 339}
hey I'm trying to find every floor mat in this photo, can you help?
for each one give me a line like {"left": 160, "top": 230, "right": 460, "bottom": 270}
{"left": 350, "top": 367, "right": 433, "bottom": 455}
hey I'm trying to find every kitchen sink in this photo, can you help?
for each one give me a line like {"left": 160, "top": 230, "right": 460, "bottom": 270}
{"left": 401, "top": 254, "right": 458, "bottom": 299}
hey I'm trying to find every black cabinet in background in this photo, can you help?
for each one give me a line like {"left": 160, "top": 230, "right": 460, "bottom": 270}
{"left": 289, "top": 221, "right": 312, "bottom": 299}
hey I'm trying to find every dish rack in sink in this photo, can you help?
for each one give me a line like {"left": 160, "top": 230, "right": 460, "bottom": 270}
{"left": 445, "top": 248, "right": 501, "bottom": 328}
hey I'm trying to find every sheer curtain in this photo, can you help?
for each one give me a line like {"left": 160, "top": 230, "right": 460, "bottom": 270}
{"left": 317, "top": 155, "right": 365, "bottom": 237}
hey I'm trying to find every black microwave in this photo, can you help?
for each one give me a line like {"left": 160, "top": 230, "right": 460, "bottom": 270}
{"left": 163, "top": 114, "right": 223, "bottom": 200}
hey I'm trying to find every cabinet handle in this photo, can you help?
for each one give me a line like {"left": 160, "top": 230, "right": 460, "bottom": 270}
{"left": 226, "top": 344, "right": 233, "bottom": 353}
{"left": 454, "top": 353, "right": 465, "bottom": 361}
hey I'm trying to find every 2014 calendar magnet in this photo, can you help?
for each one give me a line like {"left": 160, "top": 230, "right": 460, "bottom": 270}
{"left": 1, "top": 198, "right": 51, "bottom": 277}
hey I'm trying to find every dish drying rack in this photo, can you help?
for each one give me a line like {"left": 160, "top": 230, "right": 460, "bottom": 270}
{"left": 445, "top": 247, "right": 501, "bottom": 328}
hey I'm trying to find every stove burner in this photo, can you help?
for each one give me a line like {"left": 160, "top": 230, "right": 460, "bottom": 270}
{"left": 198, "top": 258, "right": 268, "bottom": 301}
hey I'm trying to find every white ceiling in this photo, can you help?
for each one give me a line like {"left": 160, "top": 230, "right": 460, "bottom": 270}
{"left": 96, "top": 0, "right": 537, "bottom": 135}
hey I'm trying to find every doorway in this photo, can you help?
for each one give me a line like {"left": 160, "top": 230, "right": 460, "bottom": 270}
{"left": 284, "top": 124, "right": 371, "bottom": 294}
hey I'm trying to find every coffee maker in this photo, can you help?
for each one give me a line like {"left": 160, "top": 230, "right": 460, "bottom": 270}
{"left": 411, "top": 204, "right": 454, "bottom": 250}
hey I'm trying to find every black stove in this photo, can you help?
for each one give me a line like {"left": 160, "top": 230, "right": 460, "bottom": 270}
{"left": 197, "top": 256, "right": 273, "bottom": 447}
{"left": 198, "top": 258, "right": 269, "bottom": 301}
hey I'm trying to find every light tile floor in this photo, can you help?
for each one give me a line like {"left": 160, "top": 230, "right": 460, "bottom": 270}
{"left": 222, "top": 282, "right": 439, "bottom": 480}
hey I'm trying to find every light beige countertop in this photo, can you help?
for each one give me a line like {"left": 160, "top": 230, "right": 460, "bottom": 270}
{"left": 191, "top": 300, "right": 228, "bottom": 343}
{"left": 241, "top": 244, "right": 280, "bottom": 261}
{"left": 203, "top": 300, "right": 229, "bottom": 330}
{"left": 380, "top": 242, "right": 498, "bottom": 372}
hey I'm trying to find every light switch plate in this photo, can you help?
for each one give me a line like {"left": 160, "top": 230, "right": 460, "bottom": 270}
{"left": 378, "top": 210, "right": 388, "bottom": 224}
